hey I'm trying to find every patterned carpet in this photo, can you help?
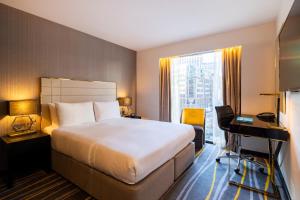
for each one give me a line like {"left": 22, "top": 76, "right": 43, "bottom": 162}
{"left": 162, "top": 144, "right": 286, "bottom": 200}
{"left": 0, "top": 144, "right": 286, "bottom": 200}
{"left": 0, "top": 171, "right": 95, "bottom": 200}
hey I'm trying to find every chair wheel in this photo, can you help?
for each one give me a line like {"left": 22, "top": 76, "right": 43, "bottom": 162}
{"left": 259, "top": 168, "right": 264, "bottom": 173}
{"left": 216, "top": 158, "right": 220, "bottom": 163}
{"left": 234, "top": 168, "right": 240, "bottom": 174}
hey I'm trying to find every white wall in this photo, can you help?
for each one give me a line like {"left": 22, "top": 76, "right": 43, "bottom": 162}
{"left": 279, "top": 92, "right": 300, "bottom": 199}
{"left": 276, "top": 0, "right": 300, "bottom": 199}
{"left": 276, "top": 0, "right": 295, "bottom": 34}
{"left": 137, "top": 22, "right": 276, "bottom": 152}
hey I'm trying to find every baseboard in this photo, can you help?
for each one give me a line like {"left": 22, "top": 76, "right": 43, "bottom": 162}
{"left": 275, "top": 161, "right": 291, "bottom": 200}
{"left": 241, "top": 149, "right": 269, "bottom": 158}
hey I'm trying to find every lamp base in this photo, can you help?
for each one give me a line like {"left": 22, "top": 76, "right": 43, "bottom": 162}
{"left": 11, "top": 115, "right": 34, "bottom": 132}
{"left": 8, "top": 130, "right": 37, "bottom": 137}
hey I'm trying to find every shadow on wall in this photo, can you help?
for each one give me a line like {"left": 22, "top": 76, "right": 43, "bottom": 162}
{"left": 0, "top": 101, "right": 8, "bottom": 120}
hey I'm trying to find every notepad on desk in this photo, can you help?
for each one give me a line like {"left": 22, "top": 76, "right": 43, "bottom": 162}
{"left": 236, "top": 116, "right": 254, "bottom": 123}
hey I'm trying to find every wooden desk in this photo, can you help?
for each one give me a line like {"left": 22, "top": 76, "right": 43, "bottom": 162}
{"left": 228, "top": 115, "right": 289, "bottom": 198}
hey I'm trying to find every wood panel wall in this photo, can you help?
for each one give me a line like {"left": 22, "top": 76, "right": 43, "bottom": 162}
{"left": 0, "top": 3, "right": 136, "bottom": 135}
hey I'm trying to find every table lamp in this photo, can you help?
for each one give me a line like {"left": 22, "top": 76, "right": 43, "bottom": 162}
{"left": 117, "top": 97, "right": 132, "bottom": 116}
{"left": 9, "top": 100, "right": 38, "bottom": 135}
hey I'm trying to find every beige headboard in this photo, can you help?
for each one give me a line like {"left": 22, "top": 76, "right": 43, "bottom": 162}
{"left": 40, "top": 78, "right": 117, "bottom": 129}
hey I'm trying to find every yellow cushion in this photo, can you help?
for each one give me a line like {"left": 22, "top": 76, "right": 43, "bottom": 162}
{"left": 181, "top": 108, "right": 205, "bottom": 126}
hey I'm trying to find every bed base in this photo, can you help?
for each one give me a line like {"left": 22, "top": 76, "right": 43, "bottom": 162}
{"left": 52, "top": 142, "right": 195, "bottom": 200}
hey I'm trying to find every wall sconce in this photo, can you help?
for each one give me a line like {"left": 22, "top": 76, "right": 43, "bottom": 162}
{"left": 117, "top": 97, "right": 132, "bottom": 116}
{"left": 9, "top": 99, "right": 38, "bottom": 136}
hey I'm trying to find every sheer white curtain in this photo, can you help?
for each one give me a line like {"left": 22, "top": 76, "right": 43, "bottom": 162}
{"left": 170, "top": 51, "right": 224, "bottom": 144}
{"left": 212, "top": 51, "right": 224, "bottom": 146}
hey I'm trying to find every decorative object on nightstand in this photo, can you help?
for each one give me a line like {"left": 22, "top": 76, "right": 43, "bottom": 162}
{"left": 117, "top": 97, "right": 132, "bottom": 116}
{"left": 0, "top": 131, "right": 51, "bottom": 188}
{"left": 124, "top": 113, "right": 142, "bottom": 119}
{"left": 8, "top": 100, "right": 38, "bottom": 137}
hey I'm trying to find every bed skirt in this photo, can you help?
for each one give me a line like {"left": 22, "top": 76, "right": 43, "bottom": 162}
{"left": 52, "top": 142, "right": 195, "bottom": 200}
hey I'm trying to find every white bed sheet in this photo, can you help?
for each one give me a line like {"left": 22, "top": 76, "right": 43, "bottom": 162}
{"left": 50, "top": 118, "right": 195, "bottom": 184}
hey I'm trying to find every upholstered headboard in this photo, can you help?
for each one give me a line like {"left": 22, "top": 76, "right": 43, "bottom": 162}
{"left": 40, "top": 78, "right": 117, "bottom": 129}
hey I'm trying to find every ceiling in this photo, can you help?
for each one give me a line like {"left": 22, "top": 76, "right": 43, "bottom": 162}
{"left": 0, "top": 0, "right": 282, "bottom": 51}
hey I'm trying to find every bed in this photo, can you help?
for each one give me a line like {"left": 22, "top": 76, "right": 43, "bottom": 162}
{"left": 40, "top": 78, "right": 195, "bottom": 200}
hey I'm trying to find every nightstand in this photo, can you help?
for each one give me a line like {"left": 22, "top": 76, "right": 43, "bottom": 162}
{"left": 124, "top": 114, "right": 142, "bottom": 119}
{"left": 0, "top": 131, "right": 51, "bottom": 188}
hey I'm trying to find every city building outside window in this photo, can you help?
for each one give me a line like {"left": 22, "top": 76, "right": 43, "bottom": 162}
{"left": 170, "top": 51, "right": 224, "bottom": 144}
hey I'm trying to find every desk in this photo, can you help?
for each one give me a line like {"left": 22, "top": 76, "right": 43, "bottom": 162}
{"left": 228, "top": 115, "right": 289, "bottom": 198}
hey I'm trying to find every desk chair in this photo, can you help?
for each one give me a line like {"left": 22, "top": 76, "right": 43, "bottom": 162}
{"left": 181, "top": 108, "right": 205, "bottom": 150}
{"left": 215, "top": 105, "right": 265, "bottom": 173}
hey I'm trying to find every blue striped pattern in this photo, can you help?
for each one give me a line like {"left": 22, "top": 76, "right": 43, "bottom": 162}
{"left": 163, "top": 144, "right": 286, "bottom": 200}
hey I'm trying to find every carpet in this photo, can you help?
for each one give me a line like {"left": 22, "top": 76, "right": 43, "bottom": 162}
{"left": 0, "top": 144, "right": 286, "bottom": 200}
{"left": 163, "top": 144, "right": 286, "bottom": 200}
{"left": 0, "top": 171, "right": 95, "bottom": 200}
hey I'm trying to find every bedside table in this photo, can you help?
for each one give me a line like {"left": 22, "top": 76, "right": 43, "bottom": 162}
{"left": 0, "top": 131, "right": 51, "bottom": 188}
{"left": 124, "top": 114, "right": 142, "bottom": 119}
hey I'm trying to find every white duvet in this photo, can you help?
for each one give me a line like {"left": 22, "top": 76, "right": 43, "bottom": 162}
{"left": 51, "top": 118, "right": 195, "bottom": 184}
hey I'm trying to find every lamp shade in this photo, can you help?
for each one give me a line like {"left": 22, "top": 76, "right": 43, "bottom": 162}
{"left": 9, "top": 100, "right": 38, "bottom": 116}
{"left": 117, "top": 97, "right": 132, "bottom": 107}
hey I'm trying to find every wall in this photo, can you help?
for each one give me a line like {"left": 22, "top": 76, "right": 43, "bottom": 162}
{"left": 276, "top": 0, "right": 300, "bottom": 199}
{"left": 137, "top": 22, "right": 276, "bottom": 152}
{"left": 0, "top": 4, "right": 136, "bottom": 135}
{"left": 279, "top": 92, "right": 300, "bottom": 199}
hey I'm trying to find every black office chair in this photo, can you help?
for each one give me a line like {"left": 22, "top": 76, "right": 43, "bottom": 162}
{"left": 215, "top": 105, "right": 265, "bottom": 173}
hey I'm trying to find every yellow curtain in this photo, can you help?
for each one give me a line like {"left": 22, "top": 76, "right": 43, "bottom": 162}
{"left": 159, "top": 57, "right": 172, "bottom": 122}
{"left": 222, "top": 46, "right": 242, "bottom": 115}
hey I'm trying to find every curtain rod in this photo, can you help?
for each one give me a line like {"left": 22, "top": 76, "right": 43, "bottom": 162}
{"left": 177, "top": 49, "right": 219, "bottom": 58}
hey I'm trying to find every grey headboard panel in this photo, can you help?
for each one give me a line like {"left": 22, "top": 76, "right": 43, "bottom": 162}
{"left": 40, "top": 78, "right": 117, "bottom": 129}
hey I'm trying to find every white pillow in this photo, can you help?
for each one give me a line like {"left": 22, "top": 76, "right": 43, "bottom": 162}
{"left": 94, "top": 101, "right": 121, "bottom": 121}
{"left": 55, "top": 102, "right": 95, "bottom": 126}
{"left": 48, "top": 103, "right": 59, "bottom": 128}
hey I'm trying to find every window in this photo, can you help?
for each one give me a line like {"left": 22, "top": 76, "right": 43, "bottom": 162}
{"left": 170, "top": 51, "right": 223, "bottom": 142}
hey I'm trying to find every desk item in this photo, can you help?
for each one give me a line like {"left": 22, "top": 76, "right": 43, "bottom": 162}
{"left": 229, "top": 115, "right": 289, "bottom": 198}
{"left": 0, "top": 131, "right": 51, "bottom": 188}
{"left": 256, "top": 112, "right": 275, "bottom": 122}
{"left": 236, "top": 116, "right": 253, "bottom": 123}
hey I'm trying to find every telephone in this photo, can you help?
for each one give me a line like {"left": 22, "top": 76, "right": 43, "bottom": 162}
{"left": 256, "top": 112, "right": 275, "bottom": 122}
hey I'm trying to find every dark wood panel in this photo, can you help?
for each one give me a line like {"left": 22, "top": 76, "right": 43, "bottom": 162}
{"left": 0, "top": 3, "right": 136, "bottom": 134}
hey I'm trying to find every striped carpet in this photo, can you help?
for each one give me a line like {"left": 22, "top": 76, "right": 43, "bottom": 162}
{"left": 0, "top": 171, "right": 95, "bottom": 200}
{"left": 0, "top": 144, "right": 286, "bottom": 200}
